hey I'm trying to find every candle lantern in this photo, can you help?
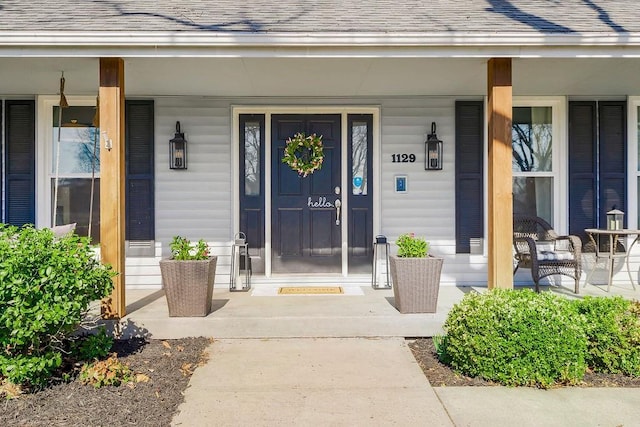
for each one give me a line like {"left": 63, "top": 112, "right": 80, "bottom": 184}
{"left": 606, "top": 209, "right": 624, "bottom": 231}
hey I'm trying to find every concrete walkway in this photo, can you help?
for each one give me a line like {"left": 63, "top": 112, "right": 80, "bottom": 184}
{"left": 172, "top": 337, "right": 452, "bottom": 426}
{"left": 172, "top": 337, "right": 640, "bottom": 427}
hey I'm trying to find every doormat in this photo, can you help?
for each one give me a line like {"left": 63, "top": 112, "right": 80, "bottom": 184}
{"left": 278, "top": 286, "right": 344, "bottom": 295}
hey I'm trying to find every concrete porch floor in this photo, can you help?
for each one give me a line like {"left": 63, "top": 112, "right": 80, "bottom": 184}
{"left": 117, "top": 281, "right": 640, "bottom": 340}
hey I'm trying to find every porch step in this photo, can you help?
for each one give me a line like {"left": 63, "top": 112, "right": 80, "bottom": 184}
{"left": 117, "top": 286, "right": 470, "bottom": 339}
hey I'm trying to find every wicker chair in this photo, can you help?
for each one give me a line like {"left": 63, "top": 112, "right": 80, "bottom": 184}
{"left": 513, "top": 215, "right": 582, "bottom": 293}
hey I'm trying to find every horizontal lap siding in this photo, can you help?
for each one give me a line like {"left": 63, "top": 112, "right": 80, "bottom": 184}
{"left": 129, "top": 96, "right": 487, "bottom": 288}
{"left": 379, "top": 97, "right": 486, "bottom": 284}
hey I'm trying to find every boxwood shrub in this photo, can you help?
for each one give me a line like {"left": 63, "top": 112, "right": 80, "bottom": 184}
{"left": 575, "top": 296, "right": 640, "bottom": 376}
{"left": 443, "top": 289, "right": 587, "bottom": 388}
{"left": 0, "top": 224, "right": 115, "bottom": 387}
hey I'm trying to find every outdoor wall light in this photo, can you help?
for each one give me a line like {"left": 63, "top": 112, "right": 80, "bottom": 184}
{"left": 169, "top": 121, "right": 187, "bottom": 170}
{"left": 425, "top": 122, "right": 443, "bottom": 170}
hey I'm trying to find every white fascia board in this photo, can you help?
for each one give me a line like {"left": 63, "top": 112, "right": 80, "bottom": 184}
{"left": 1, "top": 31, "right": 640, "bottom": 58}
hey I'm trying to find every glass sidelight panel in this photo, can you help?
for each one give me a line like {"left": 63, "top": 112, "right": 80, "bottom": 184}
{"left": 244, "top": 121, "right": 261, "bottom": 196}
{"left": 351, "top": 121, "right": 368, "bottom": 195}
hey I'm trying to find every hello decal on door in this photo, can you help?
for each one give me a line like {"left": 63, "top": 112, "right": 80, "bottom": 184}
{"left": 307, "top": 196, "right": 334, "bottom": 208}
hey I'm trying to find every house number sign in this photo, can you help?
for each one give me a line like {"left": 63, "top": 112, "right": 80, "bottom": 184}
{"left": 391, "top": 153, "right": 416, "bottom": 163}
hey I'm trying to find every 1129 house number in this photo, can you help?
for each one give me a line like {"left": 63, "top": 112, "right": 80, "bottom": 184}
{"left": 391, "top": 153, "right": 416, "bottom": 163}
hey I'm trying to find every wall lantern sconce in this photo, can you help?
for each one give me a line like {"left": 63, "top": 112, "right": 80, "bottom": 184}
{"left": 169, "top": 121, "right": 187, "bottom": 170}
{"left": 425, "top": 122, "right": 443, "bottom": 170}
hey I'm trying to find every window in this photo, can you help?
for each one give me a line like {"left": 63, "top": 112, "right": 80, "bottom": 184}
{"left": 351, "top": 121, "right": 368, "bottom": 195}
{"left": 51, "top": 106, "right": 100, "bottom": 243}
{"left": 244, "top": 121, "right": 261, "bottom": 196}
{"left": 512, "top": 106, "right": 555, "bottom": 225}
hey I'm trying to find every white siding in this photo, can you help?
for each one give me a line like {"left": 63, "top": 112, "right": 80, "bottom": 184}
{"left": 126, "top": 95, "right": 493, "bottom": 288}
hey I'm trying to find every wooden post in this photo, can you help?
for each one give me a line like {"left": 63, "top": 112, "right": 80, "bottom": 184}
{"left": 487, "top": 58, "right": 513, "bottom": 289}
{"left": 99, "top": 58, "right": 126, "bottom": 318}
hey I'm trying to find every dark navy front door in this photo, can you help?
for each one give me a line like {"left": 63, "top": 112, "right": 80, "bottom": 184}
{"left": 272, "top": 114, "right": 342, "bottom": 273}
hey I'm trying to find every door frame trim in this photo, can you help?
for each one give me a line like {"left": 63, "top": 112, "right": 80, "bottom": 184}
{"left": 232, "top": 105, "right": 381, "bottom": 277}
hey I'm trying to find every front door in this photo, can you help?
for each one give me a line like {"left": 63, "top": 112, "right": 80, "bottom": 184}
{"left": 272, "top": 114, "right": 342, "bottom": 273}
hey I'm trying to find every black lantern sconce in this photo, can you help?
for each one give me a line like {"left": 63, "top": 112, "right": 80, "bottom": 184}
{"left": 425, "top": 122, "right": 443, "bottom": 170}
{"left": 169, "top": 121, "right": 187, "bottom": 170}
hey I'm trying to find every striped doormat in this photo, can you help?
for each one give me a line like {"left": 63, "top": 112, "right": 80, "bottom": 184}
{"left": 278, "top": 286, "right": 344, "bottom": 295}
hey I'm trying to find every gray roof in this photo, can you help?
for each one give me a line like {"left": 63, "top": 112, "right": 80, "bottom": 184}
{"left": 1, "top": 0, "right": 639, "bottom": 34}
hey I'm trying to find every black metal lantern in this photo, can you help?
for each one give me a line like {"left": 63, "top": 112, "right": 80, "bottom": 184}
{"left": 169, "top": 121, "right": 187, "bottom": 170}
{"left": 425, "top": 122, "right": 443, "bottom": 170}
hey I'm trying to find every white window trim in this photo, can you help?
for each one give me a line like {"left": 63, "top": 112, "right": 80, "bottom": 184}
{"left": 628, "top": 96, "right": 640, "bottom": 230}
{"left": 36, "top": 95, "right": 97, "bottom": 228}
{"left": 511, "top": 96, "right": 567, "bottom": 233}
{"left": 232, "top": 105, "right": 381, "bottom": 278}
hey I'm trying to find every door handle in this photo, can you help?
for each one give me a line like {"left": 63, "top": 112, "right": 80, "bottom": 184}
{"left": 334, "top": 199, "right": 341, "bottom": 226}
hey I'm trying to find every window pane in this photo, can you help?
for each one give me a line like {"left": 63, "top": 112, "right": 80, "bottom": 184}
{"left": 352, "top": 121, "right": 368, "bottom": 195}
{"left": 244, "top": 122, "right": 260, "bottom": 196}
{"left": 52, "top": 106, "right": 100, "bottom": 174}
{"left": 512, "top": 107, "right": 553, "bottom": 172}
{"left": 513, "top": 177, "right": 554, "bottom": 226}
{"left": 637, "top": 106, "right": 640, "bottom": 171}
{"left": 51, "top": 178, "right": 100, "bottom": 244}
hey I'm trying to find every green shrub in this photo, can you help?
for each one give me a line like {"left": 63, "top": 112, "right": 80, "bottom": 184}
{"left": 69, "top": 328, "right": 114, "bottom": 362}
{"left": 443, "top": 289, "right": 587, "bottom": 388}
{"left": 575, "top": 296, "right": 640, "bottom": 376}
{"left": 0, "top": 224, "right": 115, "bottom": 387}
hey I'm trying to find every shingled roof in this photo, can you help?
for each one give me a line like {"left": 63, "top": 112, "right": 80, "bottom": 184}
{"left": 0, "top": 0, "right": 638, "bottom": 34}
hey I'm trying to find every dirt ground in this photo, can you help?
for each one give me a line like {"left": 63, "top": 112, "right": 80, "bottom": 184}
{"left": 0, "top": 337, "right": 211, "bottom": 427}
{"left": 409, "top": 338, "right": 640, "bottom": 388}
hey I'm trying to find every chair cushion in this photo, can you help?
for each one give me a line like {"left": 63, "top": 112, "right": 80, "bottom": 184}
{"left": 537, "top": 250, "right": 575, "bottom": 262}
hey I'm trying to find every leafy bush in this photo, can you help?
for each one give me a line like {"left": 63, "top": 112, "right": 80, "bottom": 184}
{"left": 443, "top": 289, "right": 587, "bottom": 388}
{"left": 0, "top": 224, "right": 115, "bottom": 387}
{"left": 169, "top": 236, "right": 209, "bottom": 260}
{"left": 396, "top": 233, "right": 429, "bottom": 257}
{"left": 69, "top": 328, "right": 114, "bottom": 362}
{"left": 79, "top": 355, "right": 132, "bottom": 388}
{"left": 575, "top": 297, "right": 640, "bottom": 376}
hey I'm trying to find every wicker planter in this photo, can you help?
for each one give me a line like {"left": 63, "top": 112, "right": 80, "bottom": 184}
{"left": 159, "top": 257, "right": 217, "bottom": 317}
{"left": 389, "top": 255, "right": 443, "bottom": 313}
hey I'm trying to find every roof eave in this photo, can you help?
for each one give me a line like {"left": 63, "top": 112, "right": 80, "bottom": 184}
{"left": 1, "top": 31, "right": 640, "bottom": 58}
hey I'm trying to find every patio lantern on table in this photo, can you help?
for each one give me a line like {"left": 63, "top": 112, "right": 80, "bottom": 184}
{"left": 606, "top": 208, "right": 624, "bottom": 231}
{"left": 169, "top": 121, "right": 187, "bottom": 170}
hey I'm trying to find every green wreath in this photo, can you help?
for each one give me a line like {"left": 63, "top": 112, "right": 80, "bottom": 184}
{"left": 282, "top": 132, "right": 324, "bottom": 177}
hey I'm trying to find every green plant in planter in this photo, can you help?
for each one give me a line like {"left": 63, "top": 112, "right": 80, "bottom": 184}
{"left": 396, "top": 233, "right": 429, "bottom": 257}
{"left": 170, "top": 236, "right": 209, "bottom": 260}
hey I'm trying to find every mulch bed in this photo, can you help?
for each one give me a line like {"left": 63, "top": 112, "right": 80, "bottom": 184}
{"left": 409, "top": 338, "right": 640, "bottom": 388}
{"left": 1, "top": 337, "right": 211, "bottom": 427}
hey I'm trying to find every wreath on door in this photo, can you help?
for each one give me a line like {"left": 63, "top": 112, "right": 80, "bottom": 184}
{"left": 282, "top": 132, "right": 324, "bottom": 177}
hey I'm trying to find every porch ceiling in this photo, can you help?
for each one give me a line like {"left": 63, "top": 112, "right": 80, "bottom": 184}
{"left": 1, "top": 57, "right": 640, "bottom": 97}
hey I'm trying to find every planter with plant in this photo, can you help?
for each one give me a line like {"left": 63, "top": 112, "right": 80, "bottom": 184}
{"left": 389, "top": 233, "right": 443, "bottom": 313}
{"left": 159, "top": 236, "right": 216, "bottom": 317}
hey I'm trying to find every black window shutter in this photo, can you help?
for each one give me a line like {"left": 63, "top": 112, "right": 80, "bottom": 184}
{"left": 568, "top": 101, "right": 597, "bottom": 240}
{"left": 455, "top": 101, "right": 484, "bottom": 253}
{"left": 5, "top": 100, "right": 35, "bottom": 226}
{"left": 125, "top": 100, "right": 155, "bottom": 241}
{"left": 598, "top": 101, "right": 626, "bottom": 228}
